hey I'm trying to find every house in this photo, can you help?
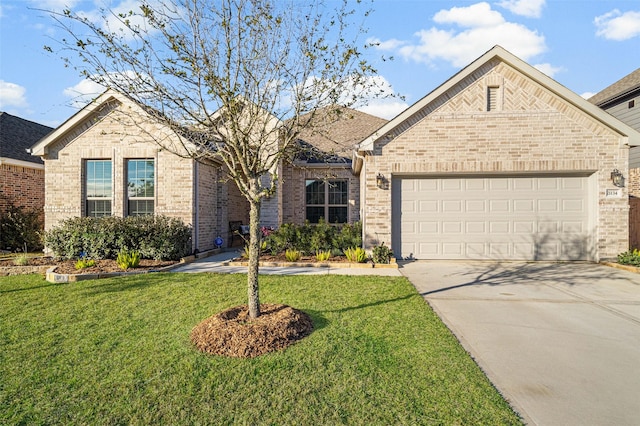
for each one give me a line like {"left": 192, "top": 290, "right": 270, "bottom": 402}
{"left": 29, "top": 90, "right": 384, "bottom": 253}
{"left": 0, "top": 112, "right": 52, "bottom": 217}
{"left": 589, "top": 68, "right": 640, "bottom": 247}
{"left": 355, "top": 46, "right": 640, "bottom": 261}
{"left": 29, "top": 90, "right": 249, "bottom": 253}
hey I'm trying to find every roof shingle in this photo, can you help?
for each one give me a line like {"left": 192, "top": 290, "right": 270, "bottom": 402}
{"left": 588, "top": 68, "right": 640, "bottom": 107}
{"left": 0, "top": 112, "right": 53, "bottom": 164}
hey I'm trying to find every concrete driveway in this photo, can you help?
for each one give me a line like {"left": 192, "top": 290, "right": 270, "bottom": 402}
{"left": 400, "top": 261, "right": 640, "bottom": 426}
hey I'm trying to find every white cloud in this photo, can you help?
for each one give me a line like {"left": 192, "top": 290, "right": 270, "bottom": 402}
{"left": 351, "top": 75, "right": 409, "bottom": 119}
{"left": 595, "top": 9, "right": 640, "bottom": 41}
{"left": 357, "top": 100, "right": 408, "bottom": 120}
{"left": 581, "top": 92, "right": 597, "bottom": 100}
{"left": 0, "top": 80, "right": 28, "bottom": 109}
{"left": 434, "top": 2, "right": 505, "bottom": 28}
{"left": 533, "top": 63, "right": 564, "bottom": 78}
{"left": 373, "top": 2, "right": 547, "bottom": 68}
{"left": 27, "top": 0, "right": 81, "bottom": 11}
{"left": 63, "top": 79, "right": 105, "bottom": 108}
{"left": 497, "top": 0, "right": 546, "bottom": 18}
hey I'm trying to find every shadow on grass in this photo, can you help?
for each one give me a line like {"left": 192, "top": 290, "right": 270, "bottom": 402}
{"left": 402, "top": 261, "right": 637, "bottom": 296}
{"left": 321, "top": 292, "right": 416, "bottom": 314}
{"left": 82, "top": 273, "right": 175, "bottom": 294}
{"left": 303, "top": 309, "right": 329, "bottom": 333}
{"left": 0, "top": 280, "right": 62, "bottom": 294}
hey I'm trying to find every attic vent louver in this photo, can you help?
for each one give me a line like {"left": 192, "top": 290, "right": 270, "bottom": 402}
{"left": 487, "top": 86, "right": 499, "bottom": 112}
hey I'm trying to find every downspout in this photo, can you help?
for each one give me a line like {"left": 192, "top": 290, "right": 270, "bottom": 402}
{"left": 353, "top": 150, "right": 367, "bottom": 249}
{"left": 193, "top": 161, "right": 199, "bottom": 253}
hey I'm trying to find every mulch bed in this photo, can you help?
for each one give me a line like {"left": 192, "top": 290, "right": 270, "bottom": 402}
{"left": 0, "top": 257, "right": 177, "bottom": 276}
{"left": 190, "top": 304, "right": 314, "bottom": 358}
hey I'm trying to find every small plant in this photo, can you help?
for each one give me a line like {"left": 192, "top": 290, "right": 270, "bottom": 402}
{"left": 241, "top": 246, "right": 249, "bottom": 259}
{"left": 315, "top": 250, "right": 331, "bottom": 262}
{"left": 618, "top": 248, "right": 640, "bottom": 266}
{"left": 13, "top": 254, "right": 30, "bottom": 266}
{"left": 372, "top": 242, "right": 394, "bottom": 264}
{"left": 75, "top": 258, "right": 96, "bottom": 270}
{"left": 344, "top": 247, "right": 367, "bottom": 263}
{"left": 117, "top": 249, "right": 140, "bottom": 270}
{"left": 285, "top": 249, "right": 301, "bottom": 262}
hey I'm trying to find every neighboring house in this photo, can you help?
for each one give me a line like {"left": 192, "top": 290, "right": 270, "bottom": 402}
{"left": 589, "top": 68, "right": 640, "bottom": 192}
{"left": 355, "top": 46, "right": 640, "bottom": 261}
{"left": 29, "top": 90, "right": 383, "bottom": 253}
{"left": 0, "top": 112, "right": 52, "bottom": 216}
{"left": 281, "top": 107, "right": 387, "bottom": 225}
{"left": 589, "top": 68, "right": 640, "bottom": 247}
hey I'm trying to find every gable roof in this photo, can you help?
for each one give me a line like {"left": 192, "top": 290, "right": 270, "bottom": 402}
{"left": 0, "top": 112, "right": 52, "bottom": 164}
{"left": 294, "top": 107, "right": 387, "bottom": 163}
{"left": 357, "top": 45, "right": 640, "bottom": 156}
{"left": 30, "top": 89, "right": 142, "bottom": 157}
{"left": 589, "top": 68, "right": 640, "bottom": 107}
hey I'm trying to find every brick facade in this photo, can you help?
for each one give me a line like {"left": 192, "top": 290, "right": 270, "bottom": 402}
{"left": 282, "top": 165, "right": 359, "bottom": 225}
{"left": 0, "top": 163, "right": 44, "bottom": 216}
{"left": 38, "top": 97, "right": 227, "bottom": 253}
{"left": 360, "top": 57, "right": 630, "bottom": 261}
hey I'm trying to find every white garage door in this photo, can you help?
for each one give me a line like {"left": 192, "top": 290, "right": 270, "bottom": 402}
{"left": 392, "top": 176, "right": 592, "bottom": 260}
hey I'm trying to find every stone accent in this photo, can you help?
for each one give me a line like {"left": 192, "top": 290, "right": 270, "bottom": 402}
{"left": 362, "top": 60, "right": 630, "bottom": 261}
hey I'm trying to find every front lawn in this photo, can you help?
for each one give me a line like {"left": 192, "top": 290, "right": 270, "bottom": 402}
{"left": 0, "top": 273, "right": 521, "bottom": 425}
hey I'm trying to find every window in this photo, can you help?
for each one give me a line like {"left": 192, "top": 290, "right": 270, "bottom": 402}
{"left": 629, "top": 100, "right": 635, "bottom": 109}
{"left": 305, "top": 179, "right": 348, "bottom": 223}
{"left": 127, "top": 159, "right": 155, "bottom": 216}
{"left": 85, "top": 160, "right": 112, "bottom": 217}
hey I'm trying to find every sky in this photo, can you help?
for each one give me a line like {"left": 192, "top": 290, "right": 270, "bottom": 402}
{"left": 0, "top": 0, "right": 639, "bottom": 128}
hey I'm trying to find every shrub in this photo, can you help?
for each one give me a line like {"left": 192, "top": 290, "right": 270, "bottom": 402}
{"left": 13, "top": 254, "right": 29, "bottom": 266}
{"left": 45, "top": 215, "right": 192, "bottom": 260}
{"left": 285, "top": 249, "right": 301, "bottom": 262}
{"left": 315, "top": 250, "right": 331, "bottom": 262}
{"left": 344, "top": 247, "right": 367, "bottom": 263}
{"left": 371, "top": 242, "right": 394, "bottom": 264}
{"left": 263, "top": 221, "right": 362, "bottom": 255}
{"left": 618, "top": 249, "right": 640, "bottom": 266}
{"left": 75, "top": 258, "right": 96, "bottom": 270}
{"left": 0, "top": 200, "right": 43, "bottom": 252}
{"left": 117, "top": 249, "right": 141, "bottom": 270}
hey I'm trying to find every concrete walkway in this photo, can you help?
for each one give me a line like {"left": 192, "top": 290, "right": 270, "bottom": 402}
{"left": 400, "top": 261, "right": 640, "bottom": 426}
{"left": 172, "top": 250, "right": 403, "bottom": 276}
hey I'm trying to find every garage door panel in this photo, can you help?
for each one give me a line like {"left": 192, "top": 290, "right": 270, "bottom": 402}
{"left": 394, "top": 176, "right": 591, "bottom": 260}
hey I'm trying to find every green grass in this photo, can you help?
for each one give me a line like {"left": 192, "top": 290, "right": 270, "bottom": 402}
{"left": 0, "top": 273, "right": 521, "bottom": 425}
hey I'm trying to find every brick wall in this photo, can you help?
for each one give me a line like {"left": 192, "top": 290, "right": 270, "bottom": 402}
{"left": 282, "top": 164, "right": 359, "bottom": 225}
{"left": 40, "top": 99, "right": 215, "bottom": 253}
{"left": 362, "top": 60, "right": 629, "bottom": 261}
{"left": 0, "top": 164, "right": 44, "bottom": 217}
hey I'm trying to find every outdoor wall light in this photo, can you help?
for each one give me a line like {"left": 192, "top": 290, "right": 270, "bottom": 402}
{"left": 611, "top": 169, "right": 625, "bottom": 187}
{"left": 376, "top": 173, "right": 385, "bottom": 188}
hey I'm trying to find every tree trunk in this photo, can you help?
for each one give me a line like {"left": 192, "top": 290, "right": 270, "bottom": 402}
{"left": 247, "top": 197, "right": 262, "bottom": 319}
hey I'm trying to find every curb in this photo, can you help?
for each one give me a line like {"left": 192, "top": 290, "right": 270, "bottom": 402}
{"left": 44, "top": 248, "right": 223, "bottom": 283}
{"left": 224, "top": 258, "right": 398, "bottom": 269}
{"left": 600, "top": 261, "right": 640, "bottom": 274}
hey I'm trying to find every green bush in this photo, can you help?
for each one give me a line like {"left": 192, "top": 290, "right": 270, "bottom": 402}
{"left": 285, "top": 249, "right": 301, "bottom": 262}
{"left": 75, "top": 258, "right": 96, "bottom": 270}
{"left": 344, "top": 247, "right": 368, "bottom": 263}
{"left": 45, "top": 215, "right": 192, "bottom": 261}
{"left": 0, "top": 200, "right": 43, "bottom": 252}
{"left": 263, "top": 221, "right": 362, "bottom": 255}
{"left": 618, "top": 248, "right": 640, "bottom": 266}
{"left": 13, "top": 254, "right": 30, "bottom": 266}
{"left": 372, "top": 242, "right": 394, "bottom": 264}
{"left": 315, "top": 250, "right": 331, "bottom": 262}
{"left": 117, "top": 249, "right": 141, "bottom": 270}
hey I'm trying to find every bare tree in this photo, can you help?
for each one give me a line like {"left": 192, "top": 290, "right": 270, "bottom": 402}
{"left": 45, "top": 0, "right": 385, "bottom": 318}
